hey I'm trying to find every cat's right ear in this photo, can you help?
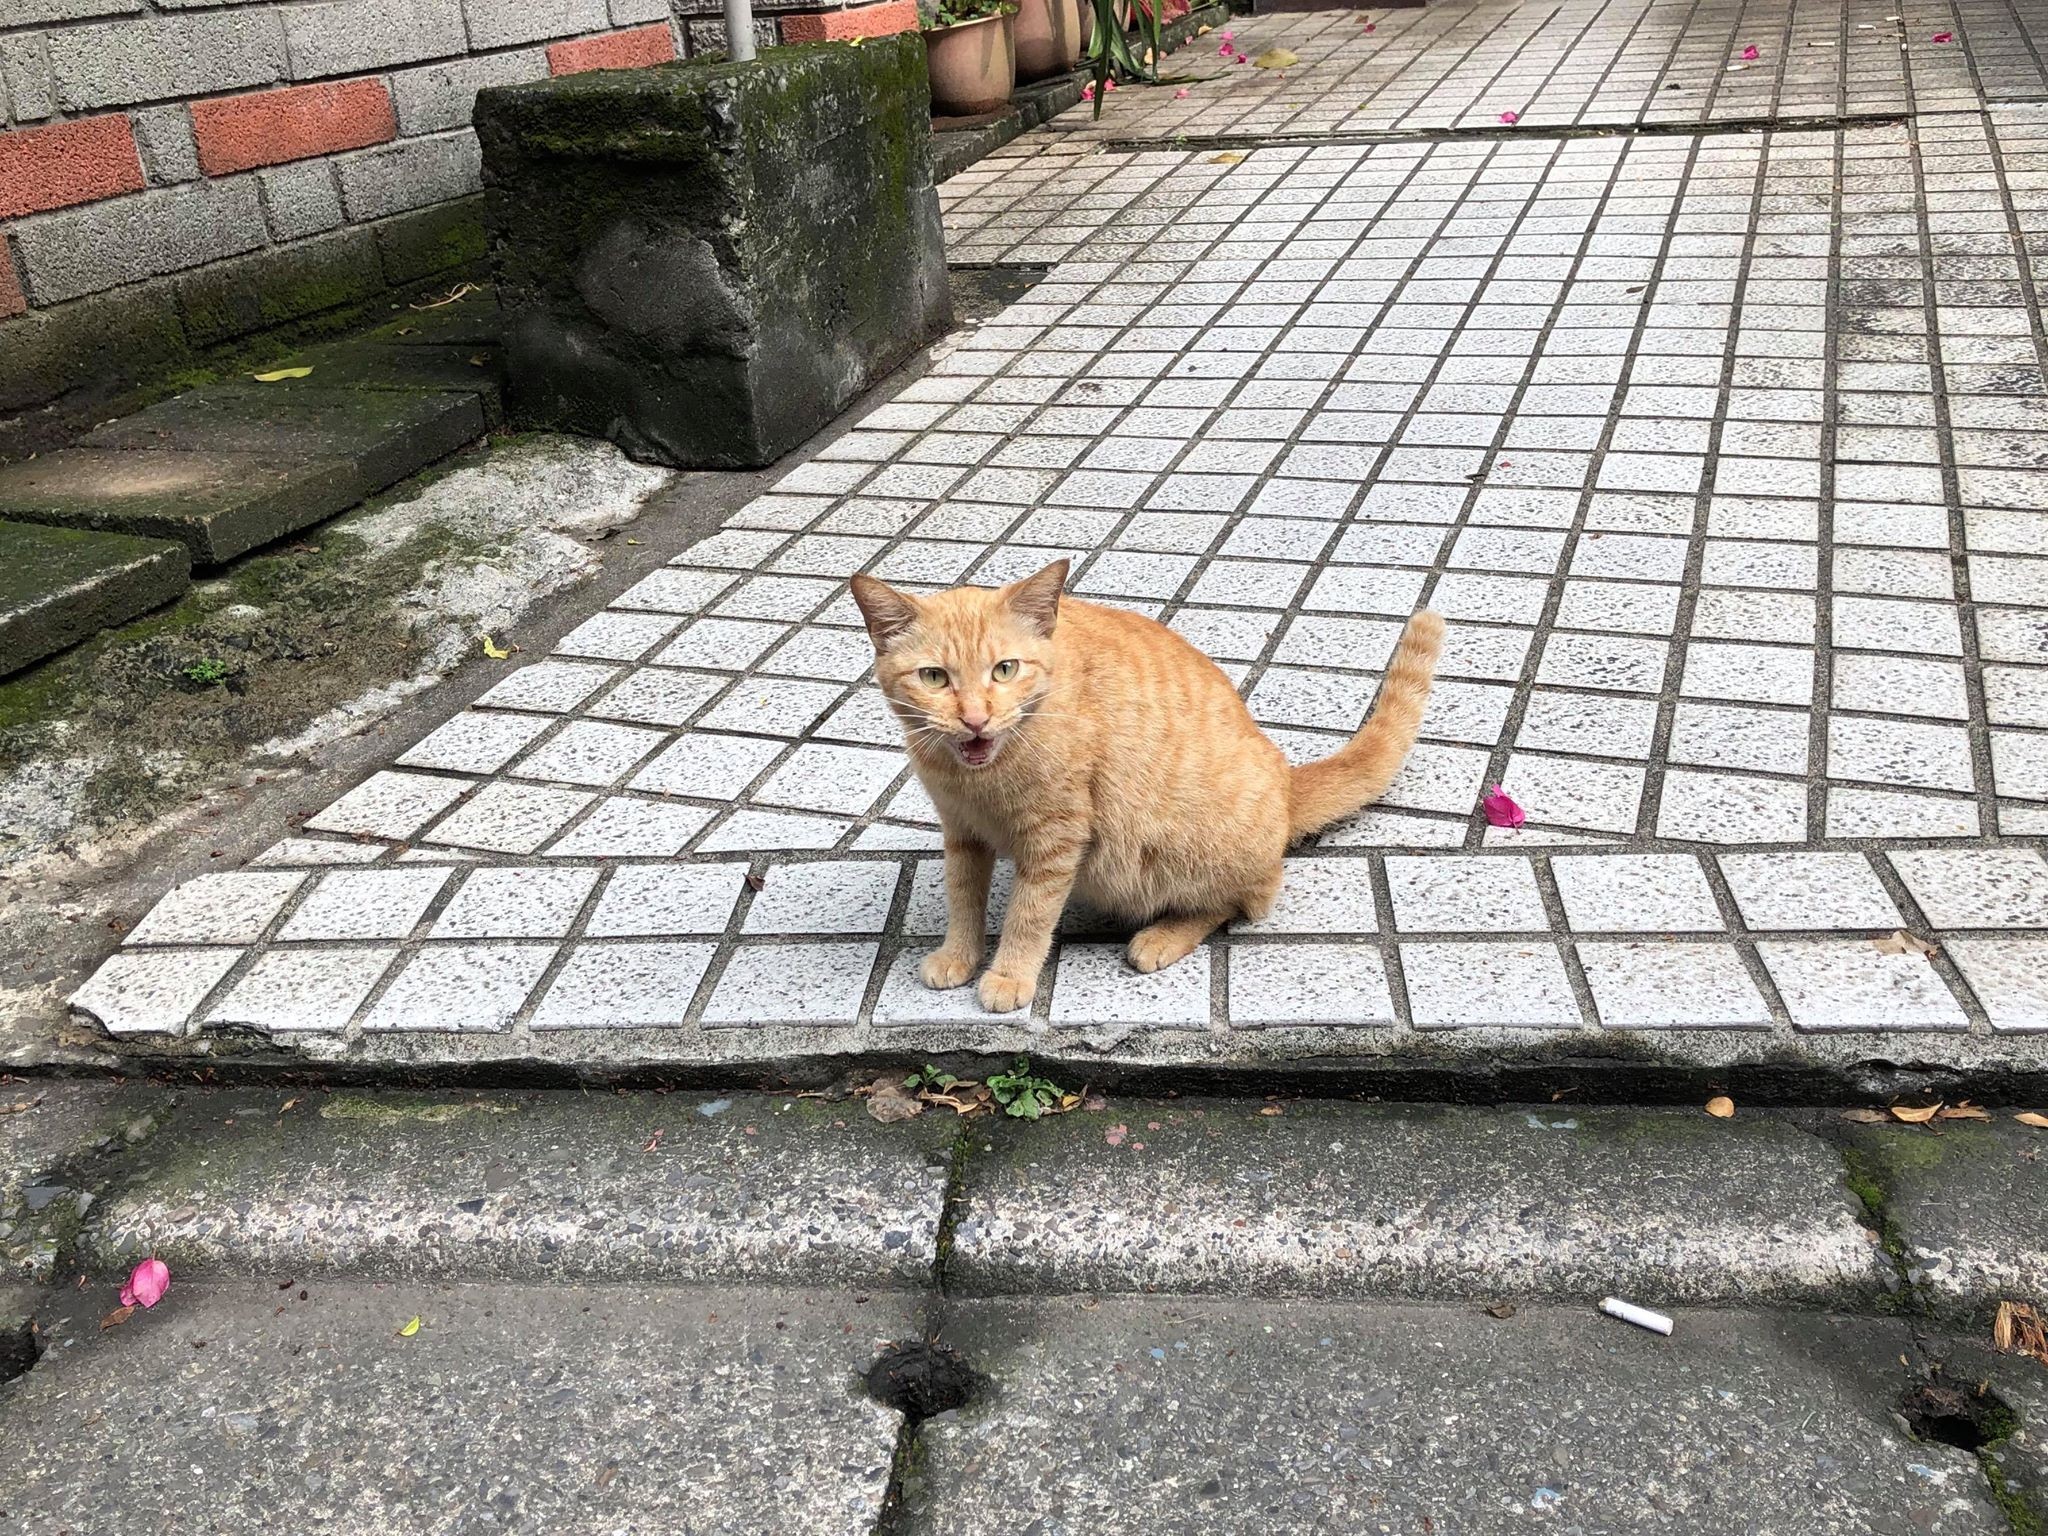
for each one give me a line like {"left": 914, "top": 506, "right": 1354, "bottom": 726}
{"left": 850, "top": 573, "right": 920, "bottom": 651}
{"left": 1005, "top": 558, "right": 1069, "bottom": 638}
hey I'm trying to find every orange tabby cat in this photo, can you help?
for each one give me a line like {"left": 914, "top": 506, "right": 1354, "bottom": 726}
{"left": 851, "top": 560, "right": 1444, "bottom": 1014}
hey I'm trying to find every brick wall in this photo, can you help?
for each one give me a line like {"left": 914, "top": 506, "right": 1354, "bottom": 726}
{"left": 0, "top": 0, "right": 920, "bottom": 447}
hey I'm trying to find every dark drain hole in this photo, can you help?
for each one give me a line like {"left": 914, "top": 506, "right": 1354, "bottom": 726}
{"left": 865, "top": 1340, "right": 982, "bottom": 1420}
{"left": 0, "top": 1316, "right": 41, "bottom": 1385}
{"left": 1898, "top": 1381, "right": 2016, "bottom": 1452}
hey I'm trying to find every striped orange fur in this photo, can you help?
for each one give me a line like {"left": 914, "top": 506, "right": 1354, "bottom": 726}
{"left": 852, "top": 560, "right": 1443, "bottom": 1015}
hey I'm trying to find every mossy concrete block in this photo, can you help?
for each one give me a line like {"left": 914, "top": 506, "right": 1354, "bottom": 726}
{"left": 476, "top": 37, "right": 952, "bottom": 468}
{"left": 0, "top": 448, "right": 364, "bottom": 566}
{"left": 373, "top": 195, "right": 488, "bottom": 287}
{"left": 172, "top": 227, "right": 389, "bottom": 352}
{"left": 1839, "top": 1119, "right": 2048, "bottom": 1317}
{"left": 0, "top": 519, "right": 190, "bottom": 678}
{"left": 0, "top": 285, "right": 190, "bottom": 419}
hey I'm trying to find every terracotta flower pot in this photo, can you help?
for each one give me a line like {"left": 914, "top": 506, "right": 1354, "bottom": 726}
{"left": 1014, "top": 0, "right": 1083, "bottom": 81}
{"left": 923, "top": 12, "right": 1016, "bottom": 116}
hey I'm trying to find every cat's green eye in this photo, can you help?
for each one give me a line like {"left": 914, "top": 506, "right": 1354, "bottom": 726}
{"left": 992, "top": 659, "right": 1019, "bottom": 682}
{"left": 917, "top": 666, "right": 949, "bottom": 688}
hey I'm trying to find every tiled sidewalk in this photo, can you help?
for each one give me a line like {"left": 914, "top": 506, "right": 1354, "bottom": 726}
{"left": 67, "top": 20, "right": 2048, "bottom": 1073}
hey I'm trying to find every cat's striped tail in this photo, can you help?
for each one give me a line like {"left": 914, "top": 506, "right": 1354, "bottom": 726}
{"left": 1286, "top": 609, "right": 1446, "bottom": 839}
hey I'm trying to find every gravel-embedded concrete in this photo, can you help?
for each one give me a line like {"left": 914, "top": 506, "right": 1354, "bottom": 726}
{"left": 908, "top": 1297, "right": 2008, "bottom": 1536}
{"left": 951, "top": 1102, "right": 1894, "bottom": 1306}
{"left": 80, "top": 1089, "right": 954, "bottom": 1289}
{"left": 0, "top": 1280, "right": 914, "bottom": 1536}
{"left": 1839, "top": 1118, "right": 2048, "bottom": 1317}
{"left": 0, "top": 1081, "right": 162, "bottom": 1283}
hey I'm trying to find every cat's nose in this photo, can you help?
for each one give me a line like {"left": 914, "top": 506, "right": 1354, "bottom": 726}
{"left": 960, "top": 707, "right": 990, "bottom": 734}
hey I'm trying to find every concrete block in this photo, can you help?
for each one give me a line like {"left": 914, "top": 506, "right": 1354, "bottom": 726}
{"left": 174, "top": 225, "right": 386, "bottom": 348}
{"left": 388, "top": 48, "right": 549, "bottom": 135}
{"left": 464, "top": 0, "right": 610, "bottom": 51}
{"left": 12, "top": 177, "right": 267, "bottom": 305}
{"left": 5, "top": 0, "right": 144, "bottom": 22}
{"left": 0, "top": 251, "right": 23, "bottom": 319}
{"left": 0, "top": 448, "right": 364, "bottom": 566}
{"left": 334, "top": 130, "right": 482, "bottom": 222}
{"left": 611, "top": 0, "right": 675, "bottom": 21}
{"left": 477, "top": 38, "right": 951, "bottom": 466}
{"left": 257, "top": 159, "right": 344, "bottom": 241}
{"left": 0, "top": 32, "right": 57, "bottom": 122}
{"left": 371, "top": 195, "right": 486, "bottom": 285}
{"left": 280, "top": 0, "right": 468, "bottom": 84}
{"left": 0, "top": 519, "right": 188, "bottom": 678}
{"left": 129, "top": 104, "right": 201, "bottom": 185}
{"left": 48, "top": 12, "right": 286, "bottom": 112}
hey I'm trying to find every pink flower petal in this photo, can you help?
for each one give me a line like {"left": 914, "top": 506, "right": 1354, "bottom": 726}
{"left": 1481, "top": 785, "right": 1526, "bottom": 829}
{"left": 1363, "top": 21, "right": 1376, "bottom": 31}
{"left": 1082, "top": 82, "right": 1095, "bottom": 98}
{"left": 119, "top": 1257, "right": 171, "bottom": 1310}
{"left": 1218, "top": 42, "right": 1232, "bottom": 54}
{"left": 1741, "top": 43, "right": 1759, "bottom": 59}
{"left": 1218, "top": 28, "right": 1233, "bottom": 40}
{"left": 1932, "top": 29, "right": 1953, "bottom": 41}
{"left": 1234, "top": 53, "right": 1248, "bottom": 63}
{"left": 1498, "top": 109, "right": 1519, "bottom": 124}
{"left": 1105, "top": 78, "right": 1117, "bottom": 90}
{"left": 1174, "top": 87, "right": 1190, "bottom": 98}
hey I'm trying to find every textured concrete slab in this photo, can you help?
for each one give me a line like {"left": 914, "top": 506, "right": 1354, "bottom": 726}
{"left": 1839, "top": 1118, "right": 2048, "bottom": 1316}
{"left": 79, "top": 1089, "right": 952, "bottom": 1289}
{"left": 0, "top": 517, "right": 188, "bottom": 677}
{"left": 0, "top": 446, "right": 365, "bottom": 566}
{"left": 0, "top": 1081, "right": 161, "bottom": 1284}
{"left": 951, "top": 1102, "right": 1893, "bottom": 1305}
{"left": 908, "top": 1298, "right": 2008, "bottom": 1535}
{"left": 0, "top": 1281, "right": 912, "bottom": 1536}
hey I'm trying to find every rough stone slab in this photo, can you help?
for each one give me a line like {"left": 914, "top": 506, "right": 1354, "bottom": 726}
{"left": 0, "top": 446, "right": 365, "bottom": 566}
{"left": 1839, "top": 1119, "right": 2048, "bottom": 1316}
{"left": 81, "top": 383, "right": 486, "bottom": 496}
{"left": 0, "top": 518, "right": 188, "bottom": 677}
{"left": 80, "top": 1089, "right": 952, "bottom": 1288}
{"left": 258, "top": 337, "right": 504, "bottom": 425}
{"left": 0, "top": 1280, "right": 910, "bottom": 1535}
{"left": 908, "top": 1298, "right": 2006, "bottom": 1536}
{"left": 951, "top": 1103, "right": 1893, "bottom": 1306}
{"left": 1, "top": 1082, "right": 162, "bottom": 1284}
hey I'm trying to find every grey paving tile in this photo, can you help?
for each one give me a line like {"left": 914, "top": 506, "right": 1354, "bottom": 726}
{"left": 1551, "top": 855, "right": 1721, "bottom": 933}
{"left": 530, "top": 942, "right": 715, "bottom": 1029}
{"left": 1399, "top": 942, "right": 1582, "bottom": 1028}
{"left": 1758, "top": 942, "right": 1969, "bottom": 1032}
{"left": 1718, "top": 853, "right": 1902, "bottom": 933}
{"left": 1578, "top": 942, "right": 1773, "bottom": 1028}
{"left": 1050, "top": 944, "right": 1212, "bottom": 1028}
{"left": 703, "top": 943, "right": 879, "bottom": 1024}
{"left": 123, "top": 872, "right": 305, "bottom": 947}
{"left": 362, "top": 944, "right": 557, "bottom": 1032}
{"left": 1227, "top": 942, "right": 1395, "bottom": 1027}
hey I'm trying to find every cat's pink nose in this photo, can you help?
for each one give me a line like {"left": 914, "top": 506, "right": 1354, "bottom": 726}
{"left": 960, "top": 709, "right": 989, "bottom": 734}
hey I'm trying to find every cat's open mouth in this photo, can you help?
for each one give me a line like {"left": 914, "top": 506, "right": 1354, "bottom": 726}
{"left": 954, "top": 734, "right": 1000, "bottom": 768}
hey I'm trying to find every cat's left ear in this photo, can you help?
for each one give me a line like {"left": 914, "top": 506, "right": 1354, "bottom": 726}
{"left": 850, "top": 573, "right": 920, "bottom": 651}
{"left": 1005, "top": 559, "right": 1068, "bottom": 638}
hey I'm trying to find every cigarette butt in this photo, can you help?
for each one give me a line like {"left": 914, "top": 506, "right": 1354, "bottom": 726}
{"left": 1601, "top": 1297, "right": 1674, "bottom": 1335}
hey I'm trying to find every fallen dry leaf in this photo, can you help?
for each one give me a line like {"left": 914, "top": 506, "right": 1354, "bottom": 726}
{"left": 411, "top": 280, "right": 479, "bottom": 310}
{"left": 641, "top": 1128, "right": 666, "bottom": 1152}
{"left": 101, "top": 1305, "right": 135, "bottom": 1331}
{"left": 744, "top": 871, "right": 766, "bottom": 892}
{"left": 864, "top": 1075, "right": 924, "bottom": 1124}
{"left": 1258, "top": 1104, "right": 1284, "bottom": 1117}
{"left": 2015, "top": 1111, "right": 2048, "bottom": 1129}
{"left": 1874, "top": 930, "right": 1937, "bottom": 957}
{"left": 1485, "top": 1302, "right": 1517, "bottom": 1320}
{"left": 1995, "top": 1300, "right": 2048, "bottom": 1366}
{"left": 480, "top": 635, "right": 511, "bottom": 660}
{"left": 1253, "top": 47, "right": 1299, "bottom": 68}
{"left": 1936, "top": 1103, "right": 1991, "bottom": 1121}
{"left": 1842, "top": 1107, "right": 1890, "bottom": 1123}
{"left": 1889, "top": 1103, "right": 1942, "bottom": 1124}
{"left": 1705, "top": 1096, "right": 1735, "bottom": 1119}
{"left": 397, "top": 1315, "right": 422, "bottom": 1338}
{"left": 1209, "top": 151, "right": 1244, "bottom": 164}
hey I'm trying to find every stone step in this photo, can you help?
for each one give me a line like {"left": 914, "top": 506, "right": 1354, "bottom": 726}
{"left": 950, "top": 1101, "right": 1898, "bottom": 1307}
{"left": 0, "top": 519, "right": 189, "bottom": 677}
{"left": 78, "top": 1089, "right": 952, "bottom": 1291}
{"left": 0, "top": 385, "right": 486, "bottom": 565}
{"left": 1, "top": 1279, "right": 912, "bottom": 1534}
{"left": 910, "top": 1297, "right": 2021, "bottom": 1535}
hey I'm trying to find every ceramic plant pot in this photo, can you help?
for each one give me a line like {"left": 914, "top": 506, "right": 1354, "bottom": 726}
{"left": 923, "top": 12, "right": 1017, "bottom": 116}
{"left": 1014, "top": 0, "right": 1084, "bottom": 80}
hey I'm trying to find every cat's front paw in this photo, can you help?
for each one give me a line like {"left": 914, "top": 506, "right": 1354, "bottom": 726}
{"left": 977, "top": 970, "right": 1037, "bottom": 1014}
{"left": 920, "top": 946, "right": 979, "bottom": 991}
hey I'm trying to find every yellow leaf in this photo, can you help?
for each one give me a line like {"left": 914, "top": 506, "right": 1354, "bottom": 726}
{"left": 2016, "top": 1111, "right": 2048, "bottom": 1129}
{"left": 398, "top": 1315, "right": 422, "bottom": 1338}
{"left": 480, "top": 636, "right": 511, "bottom": 660}
{"left": 252, "top": 366, "right": 313, "bottom": 382}
{"left": 1704, "top": 1095, "right": 1735, "bottom": 1119}
{"left": 1936, "top": 1102, "right": 1991, "bottom": 1120}
{"left": 1253, "top": 47, "right": 1299, "bottom": 68}
{"left": 1889, "top": 1103, "right": 1941, "bottom": 1124}
{"left": 1209, "top": 152, "right": 1244, "bottom": 164}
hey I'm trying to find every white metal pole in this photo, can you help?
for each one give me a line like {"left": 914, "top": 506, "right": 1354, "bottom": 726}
{"left": 724, "top": 0, "right": 757, "bottom": 61}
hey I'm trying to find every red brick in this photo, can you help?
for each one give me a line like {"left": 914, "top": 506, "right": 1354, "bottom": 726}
{"left": 0, "top": 248, "right": 25, "bottom": 320}
{"left": 191, "top": 79, "right": 396, "bottom": 178}
{"left": 547, "top": 24, "right": 677, "bottom": 76}
{"left": 779, "top": 0, "right": 920, "bottom": 43}
{"left": 0, "top": 116, "right": 146, "bottom": 221}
